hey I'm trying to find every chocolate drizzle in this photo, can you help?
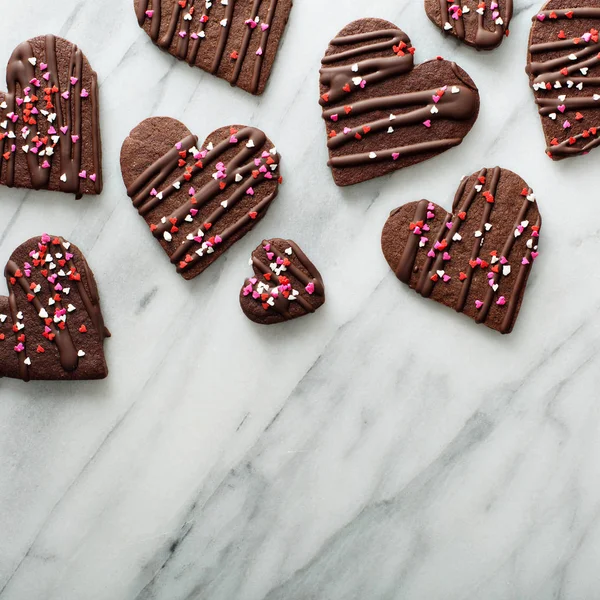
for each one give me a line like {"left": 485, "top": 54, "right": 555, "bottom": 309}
{"left": 319, "top": 19, "right": 479, "bottom": 185}
{"left": 382, "top": 168, "right": 542, "bottom": 334}
{"left": 527, "top": 3, "right": 600, "bottom": 159}
{"left": 0, "top": 235, "right": 109, "bottom": 381}
{"left": 135, "top": 0, "right": 290, "bottom": 95}
{"left": 241, "top": 238, "right": 325, "bottom": 324}
{"left": 432, "top": 0, "right": 513, "bottom": 50}
{"left": 0, "top": 35, "right": 102, "bottom": 197}
{"left": 121, "top": 118, "right": 282, "bottom": 279}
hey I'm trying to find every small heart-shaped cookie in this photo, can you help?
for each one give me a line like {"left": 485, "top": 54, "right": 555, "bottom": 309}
{"left": 240, "top": 239, "right": 324, "bottom": 324}
{"left": 425, "top": 0, "right": 513, "bottom": 50}
{"left": 0, "top": 234, "right": 110, "bottom": 381}
{"left": 134, "top": 0, "right": 293, "bottom": 95}
{"left": 527, "top": 2, "right": 600, "bottom": 159}
{"left": 319, "top": 19, "right": 480, "bottom": 186}
{"left": 121, "top": 117, "right": 282, "bottom": 280}
{"left": 0, "top": 35, "right": 102, "bottom": 198}
{"left": 382, "top": 168, "right": 542, "bottom": 334}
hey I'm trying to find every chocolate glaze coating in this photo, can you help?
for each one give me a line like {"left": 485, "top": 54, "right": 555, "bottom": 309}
{"left": 382, "top": 168, "right": 542, "bottom": 334}
{"left": 0, "top": 235, "right": 109, "bottom": 381}
{"left": 134, "top": 0, "right": 293, "bottom": 95}
{"left": 319, "top": 18, "right": 480, "bottom": 186}
{"left": 120, "top": 117, "right": 282, "bottom": 280}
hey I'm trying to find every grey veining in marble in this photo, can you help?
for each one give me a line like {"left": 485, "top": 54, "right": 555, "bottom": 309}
{"left": 2, "top": 0, "right": 600, "bottom": 599}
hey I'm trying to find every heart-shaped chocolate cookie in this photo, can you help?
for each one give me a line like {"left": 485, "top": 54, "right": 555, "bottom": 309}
{"left": 319, "top": 19, "right": 480, "bottom": 187}
{"left": 0, "top": 35, "right": 102, "bottom": 198}
{"left": 425, "top": 0, "right": 513, "bottom": 50}
{"left": 382, "top": 168, "right": 542, "bottom": 334}
{"left": 240, "top": 238, "right": 324, "bottom": 324}
{"left": 527, "top": 2, "right": 600, "bottom": 159}
{"left": 0, "top": 234, "right": 110, "bottom": 381}
{"left": 121, "top": 117, "right": 282, "bottom": 280}
{"left": 134, "top": 0, "right": 293, "bottom": 95}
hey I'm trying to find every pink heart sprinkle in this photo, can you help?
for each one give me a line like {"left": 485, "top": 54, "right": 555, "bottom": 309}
{"left": 392, "top": 153, "right": 400, "bottom": 160}
{"left": 266, "top": 252, "right": 274, "bottom": 260}
{"left": 531, "top": 251, "right": 539, "bottom": 260}
{"left": 78, "top": 170, "right": 87, "bottom": 178}
{"left": 537, "top": 13, "right": 545, "bottom": 21}
{"left": 475, "top": 300, "right": 484, "bottom": 309}
{"left": 305, "top": 282, "right": 315, "bottom": 295}
{"left": 427, "top": 250, "right": 435, "bottom": 258}
{"left": 146, "top": 9, "right": 154, "bottom": 17}
{"left": 496, "top": 296, "right": 506, "bottom": 306}
{"left": 443, "top": 252, "right": 451, "bottom": 261}
{"left": 427, "top": 211, "right": 435, "bottom": 219}
{"left": 89, "top": 174, "right": 96, "bottom": 182}
{"left": 558, "top": 105, "right": 566, "bottom": 113}
{"left": 443, "top": 274, "right": 451, "bottom": 282}
{"left": 330, "top": 114, "right": 338, "bottom": 122}
{"left": 423, "top": 120, "right": 431, "bottom": 128}
{"left": 432, "top": 95, "right": 441, "bottom": 103}
{"left": 522, "top": 257, "right": 530, "bottom": 265}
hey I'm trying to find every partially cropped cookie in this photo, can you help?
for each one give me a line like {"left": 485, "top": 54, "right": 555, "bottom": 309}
{"left": 425, "top": 0, "right": 513, "bottom": 50}
{"left": 0, "top": 35, "right": 102, "bottom": 198}
{"left": 319, "top": 19, "right": 480, "bottom": 186}
{"left": 382, "top": 168, "right": 541, "bottom": 334}
{"left": 134, "top": 0, "right": 293, "bottom": 95}
{"left": 240, "top": 239, "right": 325, "bottom": 324}
{"left": 0, "top": 234, "right": 110, "bottom": 381}
{"left": 527, "top": 1, "right": 600, "bottom": 159}
{"left": 121, "top": 117, "right": 282, "bottom": 280}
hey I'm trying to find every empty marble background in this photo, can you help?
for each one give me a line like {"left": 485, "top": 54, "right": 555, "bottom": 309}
{"left": 1, "top": 0, "right": 599, "bottom": 598}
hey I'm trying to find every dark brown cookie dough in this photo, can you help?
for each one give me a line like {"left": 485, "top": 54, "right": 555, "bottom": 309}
{"left": 0, "top": 234, "right": 110, "bottom": 381}
{"left": 381, "top": 168, "right": 541, "bottom": 334}
{"left": 319, "top": 19, "right": 480, "bottom": 187}
{"left": 120, "top": 117, "right": 282, "bottom": 280}
{"left": 0, "top": 35, "right": 102, "bottom": 198}
{"left": 425, "top": 0, "right": 513, "bottom": 50}
{"left": 134, "top": 0, "right": 292, "bottom": 95}
{"left": 240, "top": 238, "right": 324, "bottom": 324}
{"left": 527, "top": 1, "right": 600, "bottom": 159}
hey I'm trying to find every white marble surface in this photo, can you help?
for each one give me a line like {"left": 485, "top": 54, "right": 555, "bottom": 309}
{"left": 2, "top": 0, "right": 600, "bottom": 598}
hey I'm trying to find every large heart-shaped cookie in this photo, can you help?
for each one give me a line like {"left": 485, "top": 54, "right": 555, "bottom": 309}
{"left": 120, "top": 117, "right": 282, "bottom": 280}
{"left": 382, "top": 168, "right": 542, "bottom": 334}
{"left": 0, "top": 234, "right": 110, "bottom": 381}
{"left": 425, "top": 0, "right": 513, "bottom": 50}
{"left": 319, "top": 19, "right": 480, "bottom": 186}
{"left": 527, "top": 2, "right": 600, "bottom": 159}
{"left": 240, "top": 238, "right": 325, "bottom": 324}
{"left": 0, "top": 35, "right": 102, "bottom": 198}
{"left": 134, "top": 0, "right": 293, "bottom": 95}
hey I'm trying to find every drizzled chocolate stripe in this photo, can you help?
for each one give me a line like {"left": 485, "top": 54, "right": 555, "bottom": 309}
{"left": 319, "top": 20, "right": 479, "bottom": 184}
{"left": 0, "top": 35, "right": 102, "bottom": 197}
{"left": 382, "top": 168, "right": 541, "bottom": 334}
{"left": 135, "top": 0, "right": 290, "bottom": 95}
{"left": 433, "top": 0, "right": 513, "bottom": 49}
{"left": 121, "top": 118, "right": 282, "bottom": 279}
{"left": 527, "top": 3, "right": 600, "bottom": 159}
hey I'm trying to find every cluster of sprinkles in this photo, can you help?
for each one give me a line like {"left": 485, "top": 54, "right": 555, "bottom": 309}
{"left": 438, "top": 0, "right": 512, "bottom": 49}
{"left": 126, "top": 123, "right": 282, "bottom": 277}
{"left": 1, "top": 234, "right": 107, "bottom": 382}
{"left": 528, "top": 7, "right": 600, "bottom": 158}
{"left": 243, "top": 240, "right": 325, "bottom": 318}
{"left": 136, "top": 0, "right": 281, "bottom": 94}
{"left": 319, "top": 23, "right": 479, "bottom": 170}
{"left": 0, "top": 35, "right": 101, "bottom": 197}
{"left": 394, "top": 168, "right": 540, "bottom": 333}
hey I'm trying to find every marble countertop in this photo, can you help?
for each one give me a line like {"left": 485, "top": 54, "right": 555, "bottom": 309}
{"left": 2, "top": 0, "right": 600, "bottom": 598}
